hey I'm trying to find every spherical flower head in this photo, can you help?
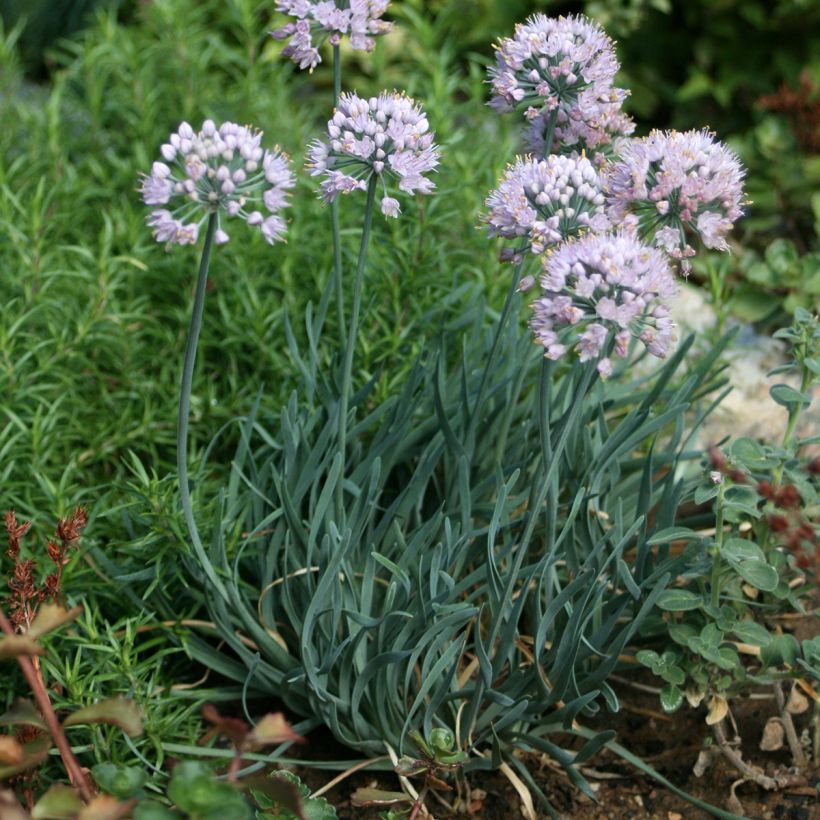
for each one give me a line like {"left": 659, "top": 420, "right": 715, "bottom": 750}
{"left": 484, "top": 154, "right": 609, "bottom": 266}
{"left": 140, "top": 120, "right": 295, "bottom": 247}
{"left": 272, "top": 0, "right": 393, "bottom": 70}
{"left": 306, "top": 91, "right": 440, "bottom": 218}
{"left": 524, "top": 101, "right": 635, "bottom": 166}
{"left": 606, "top": 129, "right": 746, "bottom": 272}
{"left": 530, "top": 230, "right": 678, "bottom": 374}
{"left": 488, "top": 14, "right": 625, "bottom": 139}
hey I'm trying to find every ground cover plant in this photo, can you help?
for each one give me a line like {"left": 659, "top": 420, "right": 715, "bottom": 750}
{"left": 1, "top": 1, "right": 818, "bottom": 818}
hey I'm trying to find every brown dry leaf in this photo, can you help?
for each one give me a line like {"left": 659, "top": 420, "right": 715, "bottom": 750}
{"left": 705, "top": 695, "right": 729, "bottom": 726}
{"left": 0, "top": 790, "right": 28, "bottom": 820}
{"left": 246, "top": 712, "right": 303, "bottom": 749}
{"left": 78, "top": 794, "right": 137, "bottom": 820}
{"left": 759, "top": 717, "right": 785, "bottom": 751}
{"left": 27, "top": 604, "right": 83, "bottom": 639}
{"left": 0, "top": 634, "right": 44, "bottom": 660}
{"left": 684, "top": 686, "right": 705, "bottom": 708}
{"left": 63, "top": 698, "right": 143, "bottom": 737}
{"left": 786, "top": 685, "right": 810, "bottom": 715}
{"left": 0, "top": 736, "right": 23, "bottom": 765}
{"left": 741, "top": 583, "right": 759, "bottom": 599}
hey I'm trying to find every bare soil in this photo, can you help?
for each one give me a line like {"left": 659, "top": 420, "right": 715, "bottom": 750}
{"left": 292, "top": 608, "right": 820, "bottom": 819}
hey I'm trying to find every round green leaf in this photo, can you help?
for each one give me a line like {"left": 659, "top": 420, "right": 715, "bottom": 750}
{"left": 656, "top": 589, "right": 703, "bottom": 611}
{"left": 770, "top": 384, "right": 812, "bottom": 407}
{"left": 731, "top": 620, "right": 772, "bottom": 647}
{"left": 660, "top": 684, "right": 684, "bottom": 713}
{"left": 727, "top": 558, "right": 779, "bottom": 592}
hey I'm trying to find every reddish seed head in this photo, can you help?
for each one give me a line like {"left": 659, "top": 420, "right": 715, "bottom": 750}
{"left": 55, "top": 507, "right": 87, "bottom": 544}
{"left": 768, "top": 514, "right": 790, "bottom": 533}
{"left": 774, "top": 484, "right": 801, "bottom": 510}
{"left": 709, "top": 446, "right": 726, "bottom": 471}
{"left": 757, "top": 480, "right": 775, "bottom": 501}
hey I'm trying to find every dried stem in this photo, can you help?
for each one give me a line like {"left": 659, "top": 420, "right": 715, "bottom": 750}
{"left": 774, "top": 682, "right": 807, "bottom": 768}
{"left": 407, "top": 779, "right": 430, "bottom": 820}
{"left": 0, "top": 605, "right": 93, "bottom": 802}
{"left": 227, "top": 750, "right": 243, "bottom": 784}
{"left": 712, "top": 719, "right": 800, "bottom": 791}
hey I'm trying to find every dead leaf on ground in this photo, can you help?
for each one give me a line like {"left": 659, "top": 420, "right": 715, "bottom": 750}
{"left": 759, "top": 717, "right": 785, "bottom": 751}
{"left": 705, "top": 695, "right": 729, "bottom": 726}
{"left": 786, "top": 685, "right": 809, "bottom": 714}
{"left": 0, "top": 736, "right": 23, "bottom": 765}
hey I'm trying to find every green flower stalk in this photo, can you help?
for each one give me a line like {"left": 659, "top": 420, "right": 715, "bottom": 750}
{"left": 336, "top": 176, "right": 378, "bottom": 520}
{"left": 141, "top": 120, "right": 294, "bottom": 577}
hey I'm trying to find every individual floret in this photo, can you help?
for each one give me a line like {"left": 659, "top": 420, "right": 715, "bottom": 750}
{"left": 272, "top": 0, "right": 392, "bottom": 70}
{"left": 306, "top": 91, "right": 440, "bottom": 218}
{"left": 606, "top": 129, "right": 745, "bottom": 272}
{"left": 140, "top": 120, "right": 295, "bottom": 247}
{"left": 530, "top": 230, "right": 677, "bottom": 375}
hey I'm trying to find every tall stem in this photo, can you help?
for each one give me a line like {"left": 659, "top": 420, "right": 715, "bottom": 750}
{"left": 332, "top": 43, "right": 341, "bottom": 103}
{"left": 331, "top": 44, "right": 345, "bottom": 345}
{"left": 0, "top": 607, "right": 93, "bottom": 802}
{"left": 336, "top": 178, "right": 378, "bottom": 521}
{"left": 710, "top": 480, "right": 725, "bottom": 609}
{"left": 177, "top": 213, "right": 225, "bottom": 594}
{"left": 542, "top": 109, "right": 558, "bottom": 158}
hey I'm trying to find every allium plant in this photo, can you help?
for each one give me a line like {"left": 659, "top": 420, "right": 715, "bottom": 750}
{"left": 484, "top": 154, "right": 608, "bottom": 263}
{"left": 606, "top": 129, "right": 745, "bottom": 272}
{"left": 130, "top": 10, "right": 764, "bottom": 820}
{"left": 488, "top": 14, "right": 629, "bottom": 155}
{"left": 306, "top": 89, "right": 440, "bottom": 522}
{"left": 140, "top": 120, "right": 293, "bottom": 589}
{"left": 140, "top": 120, "right": 295, "bottom": 247}
{"left": 531, "top": 231, "right": 677, "bottom": 376}
{"left": 307, "top": 91, "right": 440, "bottom": 219}
{"left": 272, "top": 0, "right": 392, "bottom": 70}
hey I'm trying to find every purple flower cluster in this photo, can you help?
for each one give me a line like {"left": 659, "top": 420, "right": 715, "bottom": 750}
{"left": 488, "top": 14, "right": 628, "bottom": 153}
{"left": 272, "top": 0, "right": 392, "bottom": 70}
{"left": 484, "top": 154, "right": 608, "bottom": 278}
{"left": 306, "top": 91, "right": 440, "bottom": 218}
{"left": 606, "top": 129, "right": 745, "bottom": 271}
{"left": 530, "top": 231, "right": 677, "bottom": 376}
{"left": 140, "top": 120, "right": 295, "bottom": 247}
{"left": 524, "top": 105, "right": 635, "bottom": 166}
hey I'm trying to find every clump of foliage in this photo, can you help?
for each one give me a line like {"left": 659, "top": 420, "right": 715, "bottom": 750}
{"left": 108, "top": 4, "right": 818, "bottom": 818}
{"left": 1, "top": 2, "right": 818, "bottom": 818}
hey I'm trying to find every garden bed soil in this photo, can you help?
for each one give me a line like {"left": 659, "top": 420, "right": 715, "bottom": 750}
{"left": 289, "top": 607, "right": 819, "bottom": 819}
{"left": 297, "top": 688, "right": 817, "bottom": 819}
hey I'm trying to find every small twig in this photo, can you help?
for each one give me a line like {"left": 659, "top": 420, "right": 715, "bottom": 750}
{"left": 774, "top": 682, "right": 807, "bottom": 768}
{"left": 609, "top": 674, "right": 662, "bottom": 695}
{"left": 310, "top": 755, "right": 390, "bottom": 798}
{"left": 227, "top": 749, "right": 243, "bottom": 783}
{"left": 713, "top": 721, "right": 778, "bottom": 789}
{"left": 712, "top": 720, "right": 800, "bottom": 791}
{"left": 407, "top": 780, "right": 430, "bottom": 820}
{"left": 0, "top": 606, "right": 94, "bottom": 802}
